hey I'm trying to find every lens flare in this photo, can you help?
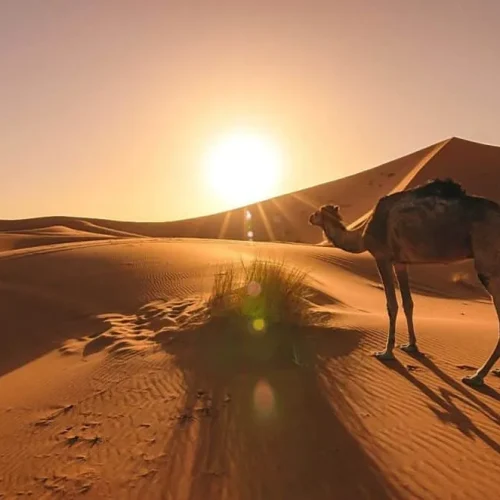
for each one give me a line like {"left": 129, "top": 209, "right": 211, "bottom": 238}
{"left": 253, "top": 379, "right": 275, "bottom": 419}
{"left": 252, "top": 318, "right": 266, "bottom": 332}
{"left": 247, "top": 280, "right": 262, "bottom": 297}
{"left": 253, "top": 379, "right": 276, "bottom": 420}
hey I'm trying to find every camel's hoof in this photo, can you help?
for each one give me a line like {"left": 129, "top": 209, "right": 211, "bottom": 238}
{"left": 399, "top": 344, "right": 419, "bottom": 353}
{"left": 462, "top": 375, "right": 484, "bottom": 387}
{"left": 373, "top": 350, "right": 396, "bottom": 361}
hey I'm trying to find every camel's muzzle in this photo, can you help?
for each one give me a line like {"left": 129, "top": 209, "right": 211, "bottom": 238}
{"left": 309, "top": 211, "right": 322, "bottom": 225}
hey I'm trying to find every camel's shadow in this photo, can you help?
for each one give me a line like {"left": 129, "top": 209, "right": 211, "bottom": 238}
{"left": 378, "top": 349, "right": 500, "bottom": 454}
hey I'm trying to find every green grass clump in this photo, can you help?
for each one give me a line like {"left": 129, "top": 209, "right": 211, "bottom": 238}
{"left": 209, "top": 258, "right": 311, "bottom": 327}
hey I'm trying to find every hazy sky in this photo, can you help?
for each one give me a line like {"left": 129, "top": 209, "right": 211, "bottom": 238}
{"left": 2, "top": 1, "right": 500, "bottom": 221}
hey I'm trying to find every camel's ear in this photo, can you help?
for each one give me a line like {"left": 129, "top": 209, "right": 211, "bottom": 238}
{"left": 323, "top": 204, "right": 339, "bottom": 214}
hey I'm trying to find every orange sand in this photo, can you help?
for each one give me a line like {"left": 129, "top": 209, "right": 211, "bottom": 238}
{"left": 1, "top": 137, "right": 500, "bottom": 499}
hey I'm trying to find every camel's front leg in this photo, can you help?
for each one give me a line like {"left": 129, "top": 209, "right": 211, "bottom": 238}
{"left": 395, "top": 264, "right": 419, "bottom": 353}
{"left": 374, "top": 259, "right": 398, "bottom": 360}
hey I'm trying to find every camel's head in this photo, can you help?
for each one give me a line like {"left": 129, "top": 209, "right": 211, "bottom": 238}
{"left": 309, "top": 204, "right": 344, "bottom": 230}
{"left": 309, "top": 205, "right": 346, "bottom": 245}
{"left": 309, "top": 204, "right": 365, "bottom": 252}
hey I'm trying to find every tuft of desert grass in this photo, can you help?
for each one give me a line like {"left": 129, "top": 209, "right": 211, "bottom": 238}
{"left": 209, "top": 258, "right": 312, "bottom": 327}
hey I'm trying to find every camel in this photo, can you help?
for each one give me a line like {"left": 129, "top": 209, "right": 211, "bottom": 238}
{"left": 309, "top": 178, "right": 500, "bottom": 387}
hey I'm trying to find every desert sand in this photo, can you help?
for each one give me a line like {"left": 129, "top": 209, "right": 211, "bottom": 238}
{"left": 1, "top": 137, "right": 500, "bottom": 499}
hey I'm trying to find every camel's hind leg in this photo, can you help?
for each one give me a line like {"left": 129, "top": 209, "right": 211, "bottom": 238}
{"left": 463, "top": 271, "right": 500, "bottom": 387}
{"left": 395, "top": 264, "right": 418, "bottom": 353}
{"left": 374, "top": 259, "right": 398, "bottom": 360}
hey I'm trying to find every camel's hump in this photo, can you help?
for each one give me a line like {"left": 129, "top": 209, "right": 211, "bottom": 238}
{"left": 411, "top": 178, "right": 467, "bottom": 199}
{"left": 365, "top": 178, "right": 468, "bottom": 248}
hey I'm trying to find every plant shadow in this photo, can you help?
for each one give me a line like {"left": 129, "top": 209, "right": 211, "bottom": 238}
{"left": 156, "top": 319, "right": 402, "bottom": 500}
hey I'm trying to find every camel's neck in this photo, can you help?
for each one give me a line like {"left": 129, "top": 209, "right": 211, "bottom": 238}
{"left": 325, "top": 226, "right": 366, "bottom": 254}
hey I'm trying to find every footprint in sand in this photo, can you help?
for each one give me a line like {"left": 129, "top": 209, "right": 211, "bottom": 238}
{"left": 34, "top": 404, "right": 74, "bottom": 427}
{"left": 60, "top": 297, "right": 208, "bottom": 359}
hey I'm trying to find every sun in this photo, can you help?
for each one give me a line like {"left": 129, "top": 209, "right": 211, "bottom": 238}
{"left": 203, "top": 129, "right": 283, "bottom": 206}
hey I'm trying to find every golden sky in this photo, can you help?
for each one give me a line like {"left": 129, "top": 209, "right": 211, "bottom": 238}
{"left": 2, "top": 1, "right": 500, "bottom": 221}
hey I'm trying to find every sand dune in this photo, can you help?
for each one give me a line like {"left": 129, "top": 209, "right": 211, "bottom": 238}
{"left": 1, "top": 238, "right": 500, "bottom": 499}
{"left": 3, "top": 140, "right": 439, "bottom": 245}
{"left": 0, "top": 218, "right": 141, "bottom": 252}
{"left": 5, "top": 137, "right": 500, "bottom": 248}
{"left": 2, "top": 137, "right": 500, "bottom": 498}
{"left": 0, "top": 217, "right": 139, "bottom": 238}
{"left": 0, "top": 227, "right": 116, "bottom": 253}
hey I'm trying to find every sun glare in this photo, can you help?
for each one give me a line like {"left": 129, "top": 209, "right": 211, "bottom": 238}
{"left": 204, "top": 130, "right": 283, "bottom": 206}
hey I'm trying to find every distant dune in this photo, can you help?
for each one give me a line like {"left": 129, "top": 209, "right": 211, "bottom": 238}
{"left": 3, "top": 137, "right": 500, "bottom": 250}
{"left": 1, "top": 137, "right": 500, "bottom": 499}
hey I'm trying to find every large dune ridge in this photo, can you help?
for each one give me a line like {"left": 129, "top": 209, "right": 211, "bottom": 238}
{"left": 1, "top": 137, "right": 500, "bottom": 499}
{"left": 2, "top": 137, "right": 500, "bottom": 250}
{"left": 6, "top": 136, "right": 500, "bottom": 248}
